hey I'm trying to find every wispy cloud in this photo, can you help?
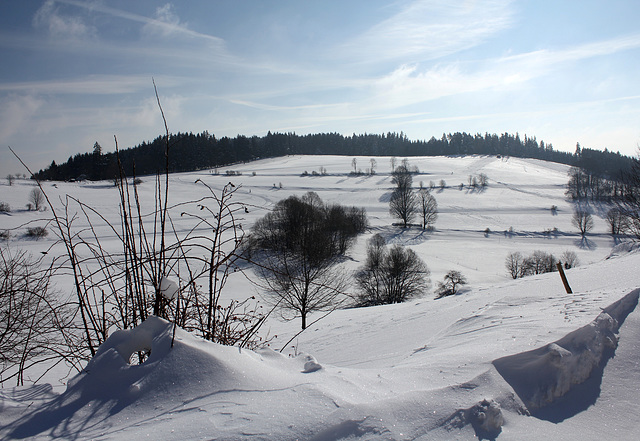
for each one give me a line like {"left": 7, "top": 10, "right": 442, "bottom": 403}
{"left": 0, "top": 75, "right": 174, "bottom": 95}
{"left": 339, "top": 0, "right": 515, "bottom": 63}
{"left": 496, "top": 33, "right": 640, "bottom": 77}
{"left": 353, "top": 32, "right": 640, "bottom": 112}
{"left": 0, "top": 94, "right": 45, "bottom": 142}
{"left": 32, "top": 0, "right": 96, "bottom": 39}
{"left": 55, "top": 0, "right": 226, "bottom": 47}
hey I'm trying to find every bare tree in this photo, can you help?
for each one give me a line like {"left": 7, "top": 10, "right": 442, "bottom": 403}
{"left": 250, "top": 192, "right": 365, "bottom": 329}
{"left": 435, "top": 270, "right": 467, "bottom": 299}
{"left": 560, "top": 251, "right": 579, "bottom": 269}
{"left": 525, "top": 250, "right": 557, "bottom": 275}
{"left": 478, "top": 173, "right": 488, "bottom": 188}
{"left": 351, "top": 157, "right": 357, "bottom": 174}
{"left": 417, "top": 189, "right": 438, "bottom": 230}
{"left": 390, "top": 164, "right": 417, "bottom": 227}
{"left": 507, "top": 250, "right": 558, "bottom": 279}
{"left": 606, "top": 207, "right": 626, "bottom": 235}
{"left": 354, "top": 234, "right": 386, "bottom": 305}
{"left": 618, "top": 151, "right": 640, "bottom": 239}
{"left": 505, "top": 252, "right": 526, "bottom": 279}
{"left": 572, "top": 209, "right": 593, "bottom": 235}
{"left": 370, "top": 158, "right": 377, "bottom": 175}
{"left": 28, "top": 188, "right": 44, "bottom": 211}
{"left": 6, "top": 174, "right": 14, "bottom": 186}
{"left": 355, "top": 237, "right": 430, "bottom": 306}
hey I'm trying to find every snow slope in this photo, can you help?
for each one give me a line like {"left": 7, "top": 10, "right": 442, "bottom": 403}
{"left": 1, "top": 155, "right": 639, "bottom": 440}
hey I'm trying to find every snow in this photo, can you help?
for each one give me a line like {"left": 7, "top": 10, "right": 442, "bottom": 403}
{"left": 1, "top": 155, "right": 640, "bottom": 439}
{"left": 159, "top": 276, "right": 179, "bottom": 301}
{"left": 493, "top": 289, "right": 639, "bottom": 414}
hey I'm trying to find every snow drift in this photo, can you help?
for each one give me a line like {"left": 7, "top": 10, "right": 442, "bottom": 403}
{"left": 2, "top": 317, "right": 340, "bottom": 440}
{"left": 493, "top": 289, "right": 639, "bottom": 418}
{"left": 3, "top": 287, "right": 640, "bottom": 440}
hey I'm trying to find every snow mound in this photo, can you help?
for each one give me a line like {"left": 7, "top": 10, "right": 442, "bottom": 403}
{"left": 607, "top": 241, "right": 640, "bottom": 259}
{"left": 302, "top": 354, "right": 323, "bottom": 373}
{"left": 2, "top": 316, "right": 338, "bottom": 440}
{"left": 493, "top": 289, "right": 639, "bottom": 414}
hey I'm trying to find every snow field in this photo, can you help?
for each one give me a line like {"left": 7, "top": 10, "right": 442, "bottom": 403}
{"left": 1, "top": 154, "right": 639, "bottom": 440}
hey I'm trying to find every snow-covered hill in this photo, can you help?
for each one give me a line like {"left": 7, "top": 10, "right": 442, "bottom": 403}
{"left": 1, "top": 155, "right": 639, "bottom": 440}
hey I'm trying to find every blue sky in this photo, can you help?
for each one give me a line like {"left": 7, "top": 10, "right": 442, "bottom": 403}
{"left": 1, "top": 0, "right": 639, "bottom": 176}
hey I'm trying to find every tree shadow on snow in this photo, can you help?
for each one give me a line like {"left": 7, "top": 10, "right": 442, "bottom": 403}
{"left": 377, "top": 225, "right": 432, "bottom": 246}
{"left": 378, "top": 191, "right": 392, "bottom": 203}
{"left": 574, "top": 236, "right": 597, "bottom": 250}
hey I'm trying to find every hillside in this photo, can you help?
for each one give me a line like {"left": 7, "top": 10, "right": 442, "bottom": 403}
{"left": 1, "top": 155, "right": 639, "bottom": 440}
{"left": 32, "top": 131, "right": 634, "bottom": 183}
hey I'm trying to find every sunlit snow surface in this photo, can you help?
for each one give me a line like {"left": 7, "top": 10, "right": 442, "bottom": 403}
{"left": 1, "top": 155, "right": 639, "bottom": 440}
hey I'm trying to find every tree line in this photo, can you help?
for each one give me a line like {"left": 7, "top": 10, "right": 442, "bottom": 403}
{"left": 33, "top": 131, "right": 634, "bottom": 182}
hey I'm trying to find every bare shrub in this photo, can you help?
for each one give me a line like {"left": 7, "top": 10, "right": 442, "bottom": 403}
{"left": 1, "top": 248, "right": 71, "bottom": 385}
{"left": 435, "top": 270, "right": 468, "bottom": 299}
{"left": 25, "top": 226, "right": 48, "bottom": 239}
{"left": 355, "top": 235, "right": 430, "bottom": 306}
{"left": 6, "top": 86, "right": 270, "bottom": 376}
{"left": 0, "top": 202, "right": 10, "bottom": 212}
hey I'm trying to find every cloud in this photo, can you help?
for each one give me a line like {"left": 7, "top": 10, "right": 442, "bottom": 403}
{"left": 32, "top": 0, "right": 96, "bottom": 39}
{"left": 497, "top": 33, "right": 640, "bottom": 76}
{"left": 55, "top": 0, "right": 225, "bottom": 47}
{"left": 354, "top": 32, "right": 640, "bottom": 112}
{"left": 0, "top": 94, "right": 45, "bottom": 142}
{"left": 141, "top": 3, "right": 187, "bottom": 38}
{"left": 0, "top": 75, "right": 172, "bottom": 95}
{"left": 339, "top": 0, "right": 515, "bottom": 63}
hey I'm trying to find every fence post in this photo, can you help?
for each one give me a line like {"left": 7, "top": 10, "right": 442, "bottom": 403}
{"left": 556, "top": 262, "right": 573, "bottom": 294}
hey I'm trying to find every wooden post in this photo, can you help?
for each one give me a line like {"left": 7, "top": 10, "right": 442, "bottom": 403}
{"left": 556, "top": 262, "right": 572, "bottom": 294}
